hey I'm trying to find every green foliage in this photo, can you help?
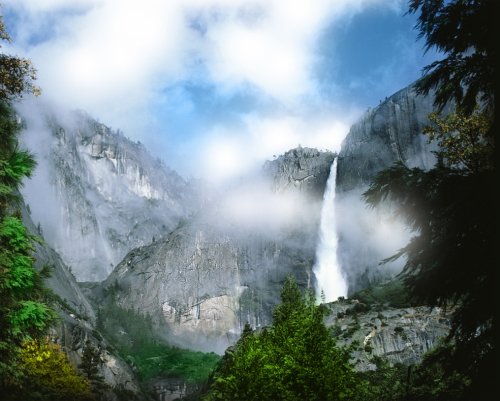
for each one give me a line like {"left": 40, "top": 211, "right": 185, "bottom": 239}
{"left": 79, "top": 339, "right": 108, "bottom": 399}
{"left": 80, "top": 340, "right": 103, "bottom": 381}
{"left": 363, "top": 4, "right": 496, "bottom": 393}
{"left": 202, "top": 277, "right": 361, "bottom": 401}
{"left": 0, "top": 16, "right": 40, "bottom": 100}
{"left": 356, "top": 357, "right": 408, "bottom": 401}
{"left": 358, "top": 343, "right": 478, "bottom": 401}
{"left": 127, "top": 343, "right": 220, "bottom": 383}
{"left": 409, "top": 0, "right": 496, "bottom": 114}
{"left": 364, "top": 164, "right": 495, "bottom": 343}
{"left": 0, "top": 16, "right": 59, "bottom": 397}
{"left": 0, "top": 213, "right": 57, "bottom": 382}
{"left": 96, "top": 301, "right": 219, "bottom": 384}
{"left": 9, "top": 300, "right": 55, "bottom": 338}
{"left": 405, "top": 343, "right": 472, "bottom": 401}
{"left": 424, "top": 109, "right": 493, "bottom": 172}
{"left": 0, "top": 212, "right": 56, "bottom": 380}
{"left": 1, "top": 339, "right": 95, "bottom": 401}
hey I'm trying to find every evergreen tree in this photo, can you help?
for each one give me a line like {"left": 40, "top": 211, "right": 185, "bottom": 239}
{"left": 363, "top": 1, "right": 497, "bottom": 398}
{"left": 0, "top": 13, "right": 61, "bottom": 394}
{"left": 203, "top": 277, "right": 359, "bottom": 401}
{"left": 409, "top": 0, "right": 496, "bottom": 114}
{"left": 79, "top": 339, "right": 107, "bottom": 399}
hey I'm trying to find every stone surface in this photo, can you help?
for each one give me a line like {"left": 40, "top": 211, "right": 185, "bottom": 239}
{"left": 337, "top": 84, "right": 439, "bottom": 193}
{"left": 20, "top": 109, "right": 200, "bottom": 281}
{"left": 324, "top": 299, "right": 451, "bottom": 371}
{"left": 101, "top": 148, "right": 335, "bottom": 352}
{"left": 335, "top": 84, "right": 452, "bottom": 294}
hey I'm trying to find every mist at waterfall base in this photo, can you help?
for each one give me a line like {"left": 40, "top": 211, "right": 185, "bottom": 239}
{"left": 312, "top": 158, "right": 412, "bottom": 301}
{"left": 313, "top": 158, "right": 348, "bottom": 303}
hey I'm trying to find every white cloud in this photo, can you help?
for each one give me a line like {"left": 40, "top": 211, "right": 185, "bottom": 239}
{"left": 3, "top": 0, "right": 403, "bottom": 181}
{"left": 4, "top": 0, "right": 397, "bottom": 108}
{"left": 197, "top": 111, "right": 356, "bottom": 184}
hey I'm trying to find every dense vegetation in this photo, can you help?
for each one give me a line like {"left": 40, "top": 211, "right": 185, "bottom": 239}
{"left": 350, "top": 277, "right": 417, "bottom": 308}
{"left": 364, "top": 0, "right": 497, "bottom": 399}
{"left": 0, "top": 14, "right": 95, "bottom": 400}
{"left": 96, "top": 287, "right": 220, "bottom": 385}
{"left": 200, "top": 277, "right": 361, "bottom": 401}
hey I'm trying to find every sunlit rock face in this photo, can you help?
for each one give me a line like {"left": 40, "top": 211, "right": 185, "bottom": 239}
{"left": 337, "top": 85, "right": 439, "bottom": 193}
{"left": 335, "top": 84, "right": 449, "bottom": 294}
{"left": 21, "top": 110, "right": 200, "bottom": 281}
{"left": 324, "top": 299, "right": 451, "bottom": 371}
{"left": 103, "top": 147, "right": 334, "bottom": 352}
{"left": 264, "top": 146, "right": 337, "bottom": 197}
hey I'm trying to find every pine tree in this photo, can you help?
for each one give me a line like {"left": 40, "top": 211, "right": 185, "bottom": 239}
{"left": 0, "top": 12, "right": 55, "bottom": 390}
{"left": 203, "top": 277, "right": 359, "bottom": 401}
{"left": 409, "top": 0, "right": 496, "bottom": 115}
{"left": 364, "top": 1, "right": 497, "bottom": 398}
{"left": 79, "top": 340, "right": 107, "bottom": 399}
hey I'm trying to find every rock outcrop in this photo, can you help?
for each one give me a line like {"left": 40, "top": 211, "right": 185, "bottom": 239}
{"left": 20, "top": 107, "right": 200, "bottom": 281}
{"left": 335, "top": 84, "right": 451, "bottom": 293}
{"left": 337, "top": 85, "right": 439, "bottom": 192}
{"left": 100, "top": 147, "right": 335, "bottom": 352}
{"left": 324, "top": 299, "right": 451, "bottom": 371}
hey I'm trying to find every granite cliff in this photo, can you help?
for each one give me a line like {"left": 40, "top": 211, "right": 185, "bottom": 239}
{"left": 335, "top": 84, "right": 451, "bottom": 293}
{"left": 100, "top": 147, "right": 335, "bottom": 352}
{"left": 324, "top": 298, "right": 451, "bottom": 371}
{"left": 19, "top": 106, "right": 200, "bottom": 281}
{"left": 337, "top": 85, "right": 439, "bottom": 192}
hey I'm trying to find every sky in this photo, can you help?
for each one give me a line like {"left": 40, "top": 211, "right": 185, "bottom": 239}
{"left": 2, "top": 0, "right": 438, "bottom": 183}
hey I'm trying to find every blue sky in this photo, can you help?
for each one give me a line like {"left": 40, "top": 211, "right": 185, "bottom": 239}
{"left": 2, "top": 0, "right": 438, "bottom": 183}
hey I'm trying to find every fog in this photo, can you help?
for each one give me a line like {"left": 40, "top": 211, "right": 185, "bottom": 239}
{"left": 17, "top": 100, "right": 73, "bottom": 249}
{"left": 15, "top": 99, "right": 201, "bottom": 281}
{"left": 15, "top": 95, "right": 411, "bottom": 322}
{"left": 336, "top": 188, "right": 411, "bottom": 294}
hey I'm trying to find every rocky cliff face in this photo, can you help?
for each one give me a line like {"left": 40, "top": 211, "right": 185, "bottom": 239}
{"left": 21, "top": 204, "right": 147, "bottom": 401}
{"left": 263, "top": 146, "right": 336, "bottom": 197}
{"left": 335, "top": 84, "right": 450, "bottom": 294}
{"left": 101, "top": 147, "right": 334, "bottom": 352}
{"left": 20, "top": 108, "right": 200, "bottom": 281}
{"left": 337, "top": 85, "right": 439, "bottom": 192}
{"left": 324, "top": 298, "right": 451, "bottom": 371}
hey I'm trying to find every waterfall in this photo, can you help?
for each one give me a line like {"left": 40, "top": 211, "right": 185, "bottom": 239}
{"left": 313, "top": 157, "right": 347, "bottom": 302}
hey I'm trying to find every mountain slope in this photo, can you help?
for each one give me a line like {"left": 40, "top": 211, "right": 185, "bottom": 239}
{"left": 20, "top": 202, "right": 147, "bottom": 400}
{"left": 335, "top": 84, "right": 451, "bottom": 294}
{"left": 100, "top": 147, "right": 335, "bottom": 352}
{"left": 19, "top": 105, "right": 200, "bottom": 281}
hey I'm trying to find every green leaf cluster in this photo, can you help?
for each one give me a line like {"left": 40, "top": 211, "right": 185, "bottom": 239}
{"left": 0, "top": 17, "right": 40, "bottom": 100}
{"left": 0, "top": 14, "right": 58, "bottom": 393}
{"left": 424, "top": 109, "right": 494, "bottom": 172}
{"left": 202, "top": 277, "right": 360, "bottom": 401}
{"left": 2, "top": 339, "right": 95, "bottom": 401}
{"left": 409, "top": 0, "right": 496, "bottom": 114}
{"left": 362, "top": 1, "right": 497, "bottom": 398}
{"left": 0, "top": 105, "right": 56, "bottom": 379}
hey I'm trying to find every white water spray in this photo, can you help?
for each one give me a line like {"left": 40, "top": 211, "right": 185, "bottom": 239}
{"left": 313, "top": 157, "right": 348, "bottom": 302}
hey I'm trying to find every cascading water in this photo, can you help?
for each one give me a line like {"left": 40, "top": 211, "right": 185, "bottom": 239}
{"left": 313, "top": 157, "right": 348, "bottom": 303}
